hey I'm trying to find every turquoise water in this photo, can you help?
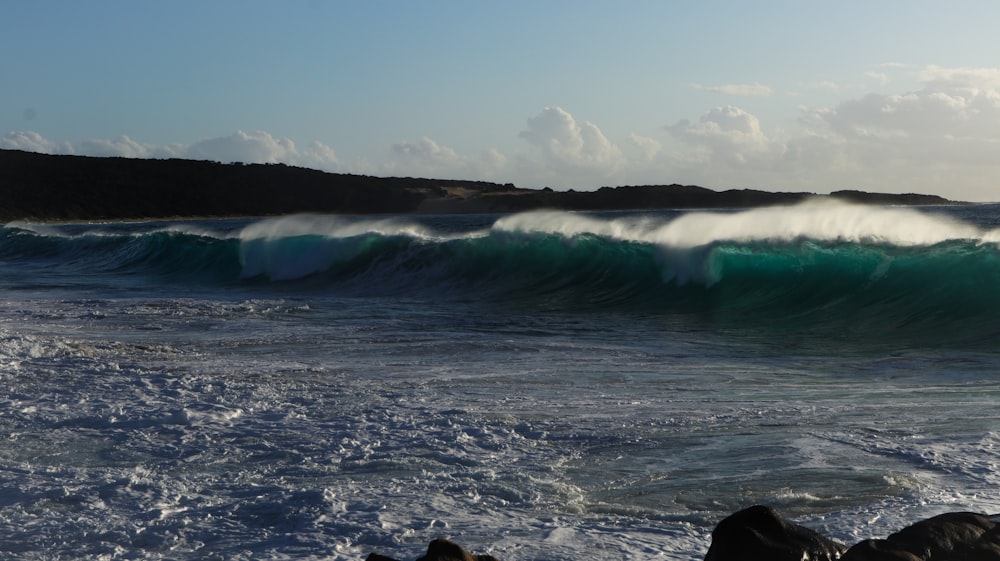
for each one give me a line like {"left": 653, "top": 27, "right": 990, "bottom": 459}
{"left": 1, "top": 202, "right": 999, "bottom": 560}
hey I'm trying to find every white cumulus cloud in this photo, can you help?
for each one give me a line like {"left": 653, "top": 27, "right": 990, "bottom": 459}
{"left": 187, "top": 130, "right": 326, "bottom": 167}
{"left": 187, "top": 131, "right": 341, "bottom": 171}
{"left": 518, "top": 106, "right": 625, "bottom": 182}
{"left": 627, "top": 133, "right": 662, "bottom": 161}
{"left": 387, "top": 136, "right": 508, "bottom": 180}
{"left": 392, "top": 136, "right": 463, "bottom": 166}
{"left": 388, "top": 136, "right": 467, "bottom": 178}
{"left": 667, "top": 105, "right": 779, "bottom": 166}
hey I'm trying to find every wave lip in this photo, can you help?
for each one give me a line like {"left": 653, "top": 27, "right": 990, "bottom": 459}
{"left": 235, "top": 214, "right": 448, "bottom": 283}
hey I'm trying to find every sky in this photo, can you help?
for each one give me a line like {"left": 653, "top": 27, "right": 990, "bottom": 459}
{"left": 4, "top": 1, "right": 1000, "bottom": 201}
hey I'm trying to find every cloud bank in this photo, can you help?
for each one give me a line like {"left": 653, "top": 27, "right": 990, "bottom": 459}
{"left": 661, "top": 65, "right": 1000, "bottom": 199}
{"left": 6, "top": 65, "right": 1000, "bottom": 201}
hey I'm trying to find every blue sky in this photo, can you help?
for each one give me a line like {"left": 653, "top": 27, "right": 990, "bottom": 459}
{"left": 4, "top": 1, "right": 1000, "bottom": 201}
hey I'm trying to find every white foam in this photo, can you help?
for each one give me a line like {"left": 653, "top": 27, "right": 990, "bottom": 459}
{"left": 493, "top": 201, "right": 984, "bottom": 247}
{"left": 237, "top": 213, "right": 435, "bottom": 242}
{"left": 236, "top": 214, "right": 443, "bottom": 280}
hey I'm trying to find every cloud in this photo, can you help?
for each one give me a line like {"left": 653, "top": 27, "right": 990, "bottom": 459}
{"left": 2, "top": 130, "right": 341, "bottom": 171}
{"left": 780, "top": 65, "right": 1000, "bottom": 199}
{"left": 2, "top": 128, "right": 499, "bottom": 184}
{"left": 518, "top": 107, "right": 625, "bottom": 180}
{"left": 667, "top": 105, "right": 779, "bottom": 166}
{"left": 651, "top": 65, "right": 1000, "bottom": 200}
{"left": 1, "top": 131, "right": 67, "bottom": 154}
{"left": 480, "top": 148, "right": 507, "bottom": 171}
{"left": 298, "top": 141, "right": 341, "bottom": 171}
{"left": 875, "top": 62, "right": 910, "bottom": 69}
{"left": 801, "top": 80, "right": 840, "bottom": 90}
{"left": 389, "top": 136, "right": 468, "bottom": 177}
{"left": 10, "top": 65, "right": 1000, "bottom": 202}
{"left": 627, "top": 133, "right": 662, "bottom": 161}
{"left": 392, "top": 136, "right": 462, "bottom": 165}
{"left": 919, "top": 65, "right": 1000, "bottom": 94}
{"left": 864, "top": 72, "right": 890, "bottom": 86}
{"left": 695, "top": 83, "right": 774, "bottom": 96}
{"left": 814, "top": 66, "right": 1000, "bottom": 162}
{"left": 187, "top": 131, "right": 341, "bottom": 171}
{"left": 185, "top": 130, "right": 340, "bottom": 170}
{"left": 386, "top": 136, "right": 508, "bottom": 180}
{"left": 77, "top": 135, "right": 182, "bottom": 159}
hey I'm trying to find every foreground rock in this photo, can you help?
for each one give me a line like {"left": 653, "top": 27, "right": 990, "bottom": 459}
{"left": 705, "top": 506, "right": 1000, "bottom": 561}
{"left": 703, "top": 505, "right": 847, "bottom": 561}
{"left": 362, "top": 508, "right": 1000, "bottom": 560}
{"left": 841, "top": 512, "right": 1000, "bottom": 560}
{"left": 367, "top": 538, "right": 499, "bottom": 561}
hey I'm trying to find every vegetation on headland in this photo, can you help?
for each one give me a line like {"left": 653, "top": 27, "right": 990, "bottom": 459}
{"left": 0, "top": 149, "right": 958, "bottom": 221}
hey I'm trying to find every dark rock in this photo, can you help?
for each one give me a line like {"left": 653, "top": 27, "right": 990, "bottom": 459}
{"left": 703, "top": 505, "right": 847, "bottom": 561}
{"left": 842, "top": 512, "right": 997, "bottom": 561}
{"left": 965, "top": 524, "right": 1000, "bottom": 560}
{"left": 841, "top": 539, "right": 924, "bottom": 561}
{"left": 366, "top": 538, "right": 498, "bottom": 561}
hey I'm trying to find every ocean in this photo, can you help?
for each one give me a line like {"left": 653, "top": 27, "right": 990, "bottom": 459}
{"left": 1, "top": 201, "right": 1000, "bottom": 560}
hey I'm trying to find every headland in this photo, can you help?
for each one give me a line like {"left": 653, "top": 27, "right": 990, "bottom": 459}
{"left": 0, "top": 149, "right": 959, "bottom": 221}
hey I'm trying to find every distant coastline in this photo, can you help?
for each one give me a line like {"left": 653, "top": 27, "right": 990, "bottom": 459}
{"left": 0, "top": 149, "right": 960, "bottom": 221}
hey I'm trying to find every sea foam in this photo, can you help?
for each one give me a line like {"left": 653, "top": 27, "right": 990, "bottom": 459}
{"left": 493, "top": 200, "right": 984, "bottom": 247}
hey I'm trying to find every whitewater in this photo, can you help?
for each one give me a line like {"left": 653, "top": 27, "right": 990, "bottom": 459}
{"left": 1, "top": 201, "right": 1000, "bottom": 560}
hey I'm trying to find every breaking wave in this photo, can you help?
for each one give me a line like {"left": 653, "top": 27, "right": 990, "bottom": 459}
{"left": 4, "top": 202, "right": 1000, "bottom": 341}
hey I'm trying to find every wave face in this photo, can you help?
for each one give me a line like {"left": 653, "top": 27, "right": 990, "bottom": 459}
{"left": 4, "top": 203, "right": 1000, "bottom": 342}
{"left": 0, "top": 222, "right": 243, "bottom": 283}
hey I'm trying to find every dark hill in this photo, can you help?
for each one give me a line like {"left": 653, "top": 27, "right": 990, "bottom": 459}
{"left": 0, "top": 149, "right": 957, "bottom": 221}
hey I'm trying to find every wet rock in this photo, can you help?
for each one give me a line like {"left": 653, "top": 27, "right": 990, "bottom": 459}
{"left": 703, "top": 505, "right": 847, "bottom": 561}
{"left": 366, "top": 538, "right": 499, "bottom": 561}
{"left": 842, "top": 512, "right": 997, "bottom": 561}
{"left": 965, "top": 524, "right": 1000, "bottom": 560}
{"left": 840, "top": 539, "right": 925, "bottom": 561}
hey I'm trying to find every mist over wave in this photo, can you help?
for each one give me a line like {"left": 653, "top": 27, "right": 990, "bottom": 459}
{"left": 494, "top": 201, "right": 988, "bottom": 246}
